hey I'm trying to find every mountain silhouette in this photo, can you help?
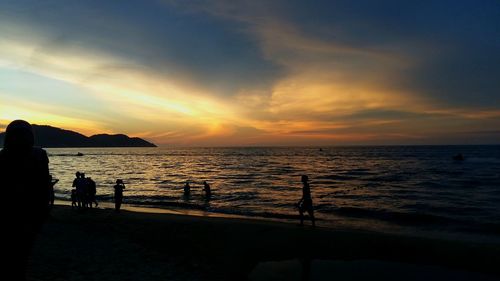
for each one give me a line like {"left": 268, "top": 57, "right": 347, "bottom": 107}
{"left": 0, "top": 124, "right": 156, "bottom": 147}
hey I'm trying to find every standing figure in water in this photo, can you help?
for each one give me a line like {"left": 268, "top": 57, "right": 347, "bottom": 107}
{"left": 183, "top": 181, "right": 191, "bottom": 197}
{"left": 203, "top": 181, "right": 212, "bottom": 198}
{"left": 297, "top": 175, "right": 315, "bottom": 227}
{"left": 0, "top": 120, "right": 51, "bottom": 280}
{"left": 48, "top": 175, "right": 59, "bottom": 207}
{"left": 113, "top": 179, "right": 125, "bottom": 211}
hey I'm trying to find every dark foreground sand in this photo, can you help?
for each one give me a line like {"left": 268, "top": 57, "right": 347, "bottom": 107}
{"left": 28, "top": 205, "right": 500, "bottom": 281}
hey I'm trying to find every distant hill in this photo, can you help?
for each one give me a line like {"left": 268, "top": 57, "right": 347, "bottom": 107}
{"left": 0, "top": 124, "right": 157, "bottom": 148}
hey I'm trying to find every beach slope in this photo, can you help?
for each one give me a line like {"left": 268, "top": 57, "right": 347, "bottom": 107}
{"left": 28, "top": 206, "right": 500, "bottom": 281}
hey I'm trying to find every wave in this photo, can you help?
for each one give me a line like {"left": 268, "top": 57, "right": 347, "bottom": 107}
{"left": 54, "top": 195, "right": 500, "bottom": 235}
{"left": 316, "top": 175, "right": 358, "bottom": 180}
{"left": 331, "top": 207, "right": 455, "bottom": 225}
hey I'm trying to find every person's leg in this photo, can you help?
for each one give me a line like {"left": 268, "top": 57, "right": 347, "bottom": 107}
{"left": 308, "top": 209, "right": 315, "bottom": 227}
{"left": 299, "top": 208, "right": 304, "bottom": 226}
{"left": 116, "top": 197, "right": 122, "bottom": 211}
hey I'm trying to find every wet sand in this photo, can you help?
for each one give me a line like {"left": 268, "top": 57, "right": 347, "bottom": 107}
{"left": 28, "top": 205, "right": 500, "bottom": 281}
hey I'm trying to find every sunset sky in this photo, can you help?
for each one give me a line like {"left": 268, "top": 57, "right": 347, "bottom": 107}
{"left": 1, "top": 0, "right": 499, "bottom": 146}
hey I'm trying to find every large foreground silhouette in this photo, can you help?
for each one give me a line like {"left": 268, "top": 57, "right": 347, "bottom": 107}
{"left": 0, "top": 120, "right": 51, "bottom": 281}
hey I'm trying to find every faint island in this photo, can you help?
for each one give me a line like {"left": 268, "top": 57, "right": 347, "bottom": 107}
{"left": 0, "top": 124, "right": 156, "bottom": 147}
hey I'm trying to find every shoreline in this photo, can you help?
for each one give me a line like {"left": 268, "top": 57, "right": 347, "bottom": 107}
{"left": 54, "top": 199, "right": 292, "bottom": 223}
{"left": 54, "top": 199, "right": 500, "bottom": 244}
{"left": 28, "top": 205, "right": 500, "bottom": 280}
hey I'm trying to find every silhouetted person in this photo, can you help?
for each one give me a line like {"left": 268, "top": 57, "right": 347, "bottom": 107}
{"left": 86, "top": 177, "right": 98, "bottom": 208}
{"left": 203, "top": 181, "right": 212, "bottom": 198}
{"left": 80, "top": 172, "right": 89, "bottom": 208}
{"left": 114, "top": 179, "right": 125, "bottom": 211}
{"left": 72, "top": 172, "right": 80, "bottom": 188}
{"left": 0, "top": 120, "right": 50, "bottom": 280}
{"left": 48, "top": 175, "right": 59, "bottom": 208}
{"left": 297, "top": 175, "right": 315, "bottom": 227}
{"left": 72, "top": 172, "right": 84, "bottom": 208}
{"left": 183, "top": 181, "right": 191, "bottom": 197}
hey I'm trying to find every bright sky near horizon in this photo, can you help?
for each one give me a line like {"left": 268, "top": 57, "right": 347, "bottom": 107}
{"left": 1, "top": 0, "right": 499, "bottom": 146}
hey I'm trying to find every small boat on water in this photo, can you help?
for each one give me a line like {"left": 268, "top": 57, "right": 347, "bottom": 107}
{"left": 76, "top": 152, "right": 84, "bottom": 156}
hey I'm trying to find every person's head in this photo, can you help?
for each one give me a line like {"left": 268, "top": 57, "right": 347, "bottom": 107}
{"left": 301, "top": 175, "right": 309, "bottom": 183}
{"left": 203, "top": 181, "right": 207, "bottom": 185}
{"left": 116, "top": 179, "right": 123, "bottom": 185}
{"left": 81, "top": 172, "right": 85, "bottom": 178}
{"left": 3, "top": 120, "right": 34, "bottom": 150}
{"left": 76, "top": 171, "right": 81, "bottom": 177}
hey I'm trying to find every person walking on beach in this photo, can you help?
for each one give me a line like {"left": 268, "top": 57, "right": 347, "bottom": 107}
{"left": 86, "top": 176, "right": 98, "bottom": 208}
{"left": 0, "top": 120, "right": 51, "bottom": 280}
{"left": 48, "top": 175, "right": 59, "bottom": 208}
{"left": 114, "top": 179, "right": 125, "bottom": 211}
{"left": 297, "top": 175, "right": 315, "bottom": 227}
{"left": 203, "top": 181, "right": 212, "bottom": 198}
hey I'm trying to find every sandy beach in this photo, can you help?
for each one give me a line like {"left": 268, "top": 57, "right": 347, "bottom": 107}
{"left": 27, "top": 205, "right": 500, "bottom": 281}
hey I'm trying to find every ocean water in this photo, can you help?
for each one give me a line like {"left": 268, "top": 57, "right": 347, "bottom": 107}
{"left": 47, "top": 146, "right": 500, "bottom": 238}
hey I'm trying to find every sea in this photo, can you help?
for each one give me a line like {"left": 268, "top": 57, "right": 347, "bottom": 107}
{"left": 47, "top": 146, "right": 500, "bottom": 241}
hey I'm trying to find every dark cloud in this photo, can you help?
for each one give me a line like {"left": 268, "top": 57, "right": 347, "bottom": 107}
{"left": 342, "top": 109, "right": 436, "bottom": 121}
{"left": 401, "top": 46, "right": 500, "bottom": 107}
{"left": 0, "top": 0, "right": 283, "bottom": 96}
{"left": 2, "top": 0, "right": 499, "bottom": 105}
{"left": 287, "top": 0, "right": 500, "bottom": 107}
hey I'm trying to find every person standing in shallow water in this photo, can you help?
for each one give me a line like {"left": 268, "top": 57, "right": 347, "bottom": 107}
{"left": 203, "top": 181, "right": 211, "bottom": 198}
{"left": 0, "top": 120, "right": 51, "bottom": 280}
{"left": 114, "top": 179, "right": 125, "bottom": 211}
{"left": 297, "top": 175, "right": 315, "bottom": 227}
{"left": 183, "top": 181, "right": 191, "bottom": 197}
